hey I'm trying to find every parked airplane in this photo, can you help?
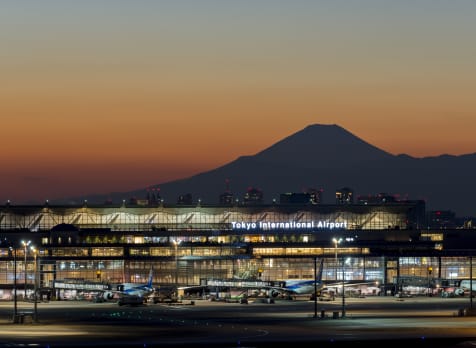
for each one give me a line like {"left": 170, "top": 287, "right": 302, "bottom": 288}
{"left": 201, "top": 259, "right": 327, "bottom": 299}
{"left": 101, "top": 269, "right": 155, "bottom": 302}
{"left": 203, "top": 259, "right": 378, "bottom": 299}
{"left": 267, "top": 259, "right": 327, "bottom": 297}
{"left": 454, "top": 279, "right": 476, "bottom": 296}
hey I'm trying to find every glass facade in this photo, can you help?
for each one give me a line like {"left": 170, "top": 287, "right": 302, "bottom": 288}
{"left": 0, "top": 201, "right": 473, "bottom": 299}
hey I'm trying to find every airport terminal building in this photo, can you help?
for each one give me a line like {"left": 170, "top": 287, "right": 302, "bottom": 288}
{"left": 0, "top": 195, "right": 474, "bottom": 299}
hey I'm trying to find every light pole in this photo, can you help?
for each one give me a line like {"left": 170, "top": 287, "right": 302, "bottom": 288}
{"left": 9, "top": 245, "right": 18, "bottom": 319}
{"left": 469, "top": 256, "right": 473, "bottom": 309}
{"left": 427, "top": 266, "right": 433, "bottom": 297}
{"left": 313, "top": 257, "right": 318, "bottom": 318}
{"left": 332, "top": 238, "right": 342, "bottom": 281}
{"left": 21, "top": 240, "right": 31, "bottom": 300}
{"left": 32, "top": 247, "right": 38, "bottom": 323}
{"left": 341, "top": 257, "right": 351, "bottom": 318}
{"left": 341, "top": 257, "right": 346, "bottom": 318}
{"left": 173, "top": 239, "right": 181, "bottom": 287}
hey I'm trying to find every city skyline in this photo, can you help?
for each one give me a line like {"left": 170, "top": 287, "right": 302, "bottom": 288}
{"left": 1, "top": 1, "right": 475, "bottom": 203}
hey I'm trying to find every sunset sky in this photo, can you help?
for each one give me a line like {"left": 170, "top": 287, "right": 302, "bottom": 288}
{"left": 1, "top": 0, "right": 475, "bottom": 204}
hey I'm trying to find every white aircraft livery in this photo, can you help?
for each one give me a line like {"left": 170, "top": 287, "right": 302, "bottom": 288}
{"left": 202, "top": 259, "right": 327, "bottom": 298}
{"left": 202, "top": 259, "right": 377, "bottom": 299}
{"left": 102, "top": 269, "right": 155, "bottom": 302}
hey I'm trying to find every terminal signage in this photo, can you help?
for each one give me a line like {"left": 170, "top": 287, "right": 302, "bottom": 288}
{"left": 231, "top": 220, "right": 347, "bottom": 230}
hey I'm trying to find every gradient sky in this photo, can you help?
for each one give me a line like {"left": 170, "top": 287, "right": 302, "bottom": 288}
{"left": 1, "top": 0, "right": 475, "bottom": 203}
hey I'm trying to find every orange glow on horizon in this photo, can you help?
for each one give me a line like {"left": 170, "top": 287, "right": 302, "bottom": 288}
{"left": 1, "top": 1, "right": 475, "bottom": 203}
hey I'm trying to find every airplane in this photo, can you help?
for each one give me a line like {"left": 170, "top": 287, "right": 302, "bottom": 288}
{"left": 200, "top": 259, "right": 328, "bottom": 299}
{"left": 100, "top": 269, "right": 155, "bottom": 304}
{"left": 453, "top": 279, "right": 476, "bottom": 296}
{"left": 201, "top": 259, "right": 378, "bottom": 300}
{"left": 266, "top": 259, "right": 327, "bottom": 297}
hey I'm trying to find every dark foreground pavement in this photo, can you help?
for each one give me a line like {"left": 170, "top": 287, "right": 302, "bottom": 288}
{"left": 1, "top": 297, "right": 476, "bottom": 347}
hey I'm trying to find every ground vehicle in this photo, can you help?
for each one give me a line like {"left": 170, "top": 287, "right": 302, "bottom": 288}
{"left": 117, "top": 295, "right": 145, "bottom": 306}
{"left": 319, "top": 289, "right": 335, "bottom": 301}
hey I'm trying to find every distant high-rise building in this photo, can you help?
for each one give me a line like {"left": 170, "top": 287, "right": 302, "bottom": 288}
{"left": 177, "top": 193, "right": 193, "bottom": 205}
{"left": 336, "top": 187, "right": 353, "bottom": 204}
{"left": 146, "top": 186, "right": 161, "bottom": 205}
{"left": 219, "top": 191, "right": 234, "bottom": 205}
{"left": 219, "top": 179, "right": 234, "bottom": 205}
{"left": 244, "top": 187, "right": 263, "bottom": 205}
{"left": 427, "top": 210, "right": 458, "bottom": 229}
{"left": 357, "top": 193, "right": 397, "bottom": 204}
{"left": 279, "top": 188, "right": 323, "bottom": 205}
{"left": 306, "top": 188, "right": 323, "bottom": 204}
{"left": 279, "top": 192, "right": 310, "bottom": 204}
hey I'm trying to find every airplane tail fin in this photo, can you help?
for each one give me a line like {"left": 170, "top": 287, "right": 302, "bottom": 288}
{"left": 317, "top": 258, "right": 324, "bottom": 282}
{"left": 147, "top": 268, "right": 153, "bottom": 288}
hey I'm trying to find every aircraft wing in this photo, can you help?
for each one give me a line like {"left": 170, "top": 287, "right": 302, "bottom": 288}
{"left": 323, "top": 281, "right": 379, "bottom": 288}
